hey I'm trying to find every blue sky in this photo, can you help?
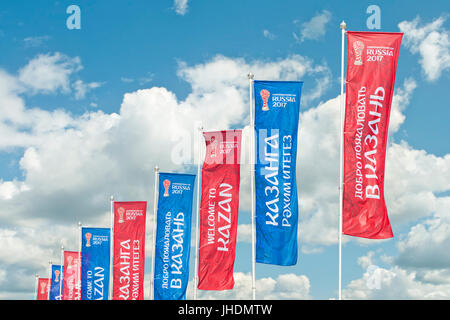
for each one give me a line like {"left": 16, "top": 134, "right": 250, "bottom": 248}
{"left": 0, "top": 0, "right": 449, "bottom": 300}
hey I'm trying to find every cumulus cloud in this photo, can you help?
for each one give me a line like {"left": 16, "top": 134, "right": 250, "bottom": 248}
{"left": 395, "top": 197, "right": 450, "bottom": 269}
{"left": 18, "top": 53, "right": 82, "bottom": 94}
{"left": 196, "top": 272, "right": 311, "bottom": 300}
{"left": 399, "top": 16, "right": 450, "bottom": 81}
{"left": 17, "top": 52, "right": 102, "bottom": 100}
{"left": 293, "top": 10, "right": 332, "bottom": 43}
{"left": 73, "top": 80, "right": 103, "bottom": 100}
{"left": 174, "top": 0, "right": 189, "bottom": 15}
{"left": 344, "top": 254, "right": 450, "bottom": 299}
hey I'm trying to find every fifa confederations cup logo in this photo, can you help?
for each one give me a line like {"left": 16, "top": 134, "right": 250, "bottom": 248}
{"left": 163, "top": 179, "right": 171, "bottom": 197}
{"left": 40, "top": 282, "right": 47, "bottom": 294}
{"left": 118, "top": 207, "right": 125, "bottom": 223}
{"left": 353, "top": 40, "right": 364, "bottom": 65}
{"left": 260, "top": 89, "right": 270, "bottom": 111}
{"left": 85, "top": 232, "right": 92, "bottom": 247}
{"left": 67, "top": 255, "right": 73, "bottom": 269}
{"left": 54, "top": 270, "right": 60, "bottom": 282}
{"left": 210, "top": 136, "right": 218, "bottom": 158}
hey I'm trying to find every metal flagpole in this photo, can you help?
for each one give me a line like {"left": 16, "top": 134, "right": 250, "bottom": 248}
{"left": 48, "top": 261, "right": 52, "bottom": 300}
{"left": 248, "top": 72, "right": 256, "bottom": 300}
{"left": 60, "top": 245, "right": 64, "bottom": 300}
{"left": 338, "top": 20, "right": 347, "bottom": 301}
{"left": 34, "top": 274, "right": 39, "bottom": 300}
{"left": 109, "top": 195, "right": 114, "bottom": 300}
{"left": 78, "top": 222, "right": 82, "bottom": 300}
{"left": 193, "top": 125, "right": 203, "bottom": 300}
{"left": 150, "top": 165, "right": 159, "bottom": 300}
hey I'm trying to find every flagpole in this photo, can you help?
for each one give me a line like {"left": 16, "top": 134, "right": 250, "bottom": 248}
{"left": 150, "top": 165, "right": 159, "bottom": 300}
{"left": 109, "top": 195, "right": 114, "bottom": 300}
{"left": 248, "top": 72, "right": 256, "bottom": 300}
{"left": 48, "top": 261, "right": 52, "bottom": 300}
{"left": 60, "top": 245, "right": 64, "bottom": 300}
{"left": 78, "top": 222, "right": 82, "bottom": 300}
{"left": 193, "top": 124, "right": 203, "bottom": 300}
{"left": 34, "top": 274, "right": 39, "bottom": 300}
{"left": 338, "top": 20, "right": 347, "bottom": 301}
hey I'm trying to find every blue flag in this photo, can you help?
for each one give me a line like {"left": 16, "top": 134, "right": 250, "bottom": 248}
{"left": 81, "top": 227, "right": 110, "bottom": 300}
{"left": 154, "top": 172, "right": 196, "bottom": 300}
{"left": 254, "top": 80, "right": 303, "bottom": 266}
{"left": 49, "top": 265, "right": 63, "bottom": 300}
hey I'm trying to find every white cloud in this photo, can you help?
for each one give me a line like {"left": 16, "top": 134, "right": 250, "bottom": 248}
{"left": 395, "top": 196, "right": 450, "bottom": 269}
{"left": 174, "top": 0, "right": 189, "bottom": 16}
{"left": 18, "top": 52, "right": 82, "bottom": 94}
{"left": 23, "top": 36, "right": 51, "bottom": 48}
{"left": 344, "top": 256, "right": 450, "bottom": 299}
{"left": 16, "top": 52, "right": 102, "bottom": 100}
{"left": 263, "top": 29, "right": 276, "bottom": 40}
{"left": 73, "top": 80, "right": 103, "bottom": 100}
{"left": 196, "top": 272, "right": 311, "bottom": 300}
{"left": 399, "top": 16, "right": 450, "bottom": 81}
{"left": 294, "top": 10, "right": 332, "bottom": 43}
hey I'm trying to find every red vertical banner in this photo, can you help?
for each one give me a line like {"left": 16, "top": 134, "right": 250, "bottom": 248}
{"left": 343, "top": 31, "right": 403, "bottom": 239}
{"left": 113, "top": 201, "right": 147, "bottom": 300}
{"left": 62, "top": 251, "right": 80, "bottom": 300}
{"left": 36, "top": 278, "right": 50, "bottom": 300}
{"left": 198, "top": 130, "right": 242, "bottom": 290}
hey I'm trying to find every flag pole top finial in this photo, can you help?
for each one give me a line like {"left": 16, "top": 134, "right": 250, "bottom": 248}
{"left": 198, "top": 124, "right": 203, "bottom": 131}
{"left": 155, "top": 165, "right": 159, "bottom": 172}
{"left": 61, "top": 245, "right": 64, "bottom": 250}
{"left": 340, "top": 21, "right": 347, "bottom": 30}
{"left": 248, "top": 72, "right": 254, "bottom": 80}
{"left": 78, "top": 221, "right": 82, "bottom": 227}
{"left": 110, "top": 195, "right": 114, "bottom": 201}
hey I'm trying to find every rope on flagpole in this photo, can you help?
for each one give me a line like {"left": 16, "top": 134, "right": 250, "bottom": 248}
{"left": 193, "top": 124, "right": 203, "bottom": 300}
{"left": 338, "top": 20, "right": 347, "bottom": 301}
{"left": 150, "top": 165, "right": 159, "bottom": 300}
{"left": 248, "top": 72, "right": 256, "bottom": 300}
{"left": 109, "top": 195, "right": 114, "bottom": 300}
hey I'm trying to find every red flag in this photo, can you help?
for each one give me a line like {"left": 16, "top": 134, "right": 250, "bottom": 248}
{"left": 113, "top": 201, "right": 147, "bottom": 300}
{"left": 198, "top": 130, "right": 242, "bottom": 290}
{"left": 62, "top": 251, "right": 81, "bottom": 300}
{"left": 343, "top": 31, "right": 403, "bottom": 239}
{"left": 36, "top": 278, "right": 50, "bottom": 300}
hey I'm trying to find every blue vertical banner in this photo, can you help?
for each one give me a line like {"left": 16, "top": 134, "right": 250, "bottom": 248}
{"left": 49, "top": 265, "right": 63, "bottom": 300}
{"left": 81, "top": 227, "right": 110, "bottom": 300}
{"left": 154, "top": 172, "right": 196, "bottom": 300}
{"left": 254, "top": 80, "right": 303, "bottom": 266}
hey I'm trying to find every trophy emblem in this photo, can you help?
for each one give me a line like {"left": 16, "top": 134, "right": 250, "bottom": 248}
{"left": 40, "top": 282, "right": 47, "bottom": 294}
{"left": 163, "top": 180, "right": 171, "bottom": 197}
{"left": 85, "top": 232, "right": 92, "bottom": 247}
{"left": 67, "top": 255, "right": 73, "bottom": 270}
{"left": 118, "top": 207, "right": 125, "bottom": 223}
{"left": 353, "top": 40, "right": 364, "bottom": 65}
{"left": 210, "top": 136, "right": 218, "bottom": 158}
{"left": 54, "top": 270, "right": 60, "bottom": 282}
{"left": 260, "top": 89, "right": 270, "bottom": 111}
